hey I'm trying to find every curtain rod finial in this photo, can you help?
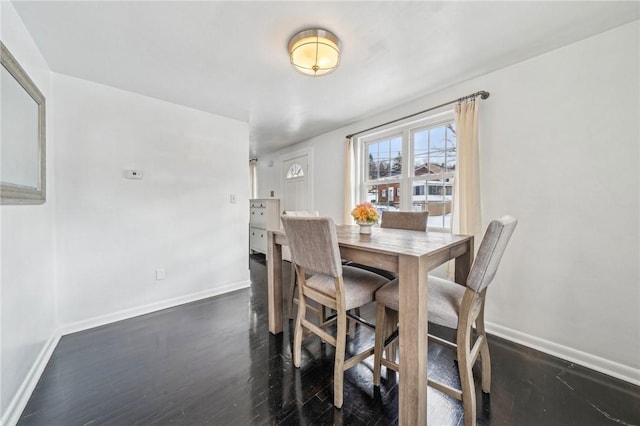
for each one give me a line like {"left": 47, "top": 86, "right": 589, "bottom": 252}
{"left": 479, "top": 91, "right": 490, "bottom": 100}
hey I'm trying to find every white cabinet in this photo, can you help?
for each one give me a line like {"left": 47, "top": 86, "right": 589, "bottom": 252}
{"left": 249, "top": 198, "right": 280, "bottom": 254}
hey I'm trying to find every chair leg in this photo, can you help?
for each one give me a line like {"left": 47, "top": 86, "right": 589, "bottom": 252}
{"left": 373, "top": 303, "right": 387, "bottom": 386}
{"left": 334, "top": 306, "right": 347, "bottom": 408}
{"left": 385, "top": 309, "right": 399, "bottom": 363}
{"left": 476, "top": 304, "right": 491, "bottom": 393}
{"left": 287, "top": 262, "right": 297, "bottom": 319}
{"left": 293, "top": 280, "right": 307, "bottom": 368}
{"left": 348, "top": 307, "right": 361, "bottom": 333}
{"left": 319, "top": 305, "right": 327, "bottom": 324}
{"left": 457, "top": 321, "right": 477, "bottom": 426}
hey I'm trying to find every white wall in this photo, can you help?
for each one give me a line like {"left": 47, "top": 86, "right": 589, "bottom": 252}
{"left": 257, "top": 21, "right": 640, "bottom": 383}
{"left": 2, "top": 5, "right": 251, "bottom": 420}
{"left": 0, "top": 1, "right": 57, "bottom": 422}
{"left": 53, "top": 74, "right": 250, "bottom": 327}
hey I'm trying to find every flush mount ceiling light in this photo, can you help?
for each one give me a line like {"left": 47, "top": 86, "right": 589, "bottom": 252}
{"left": 288, "top": 28, "right": 341, "bottom": 77}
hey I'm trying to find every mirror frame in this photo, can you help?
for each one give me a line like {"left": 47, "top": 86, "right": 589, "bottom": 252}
{"left": 1, "top": 41, "right": 46, "bottom": 204}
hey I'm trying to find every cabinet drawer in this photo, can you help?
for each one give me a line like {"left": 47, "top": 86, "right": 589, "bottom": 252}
{"left": 250, "top": 227, "right": 267, "bottom": 253}
{"left": 250, "top": 207, "right": 267, "bottom": 228}
{"left": 250, "top": 201, "right": 266, "bottom": 208}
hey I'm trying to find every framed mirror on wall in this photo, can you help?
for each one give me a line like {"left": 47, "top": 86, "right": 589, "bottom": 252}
{"left": 1, "top": 41, "right": 46, "bottom": 204}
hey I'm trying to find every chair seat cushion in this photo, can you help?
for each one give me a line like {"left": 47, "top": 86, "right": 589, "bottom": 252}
{"left": 343, "top": 262, "right": 398, "bottom": 281}
{"left": 375, "top": 276, "right": 466, "bottom": 329}
{"left": 306, "top": 266, "right": 390, "bottom": 310}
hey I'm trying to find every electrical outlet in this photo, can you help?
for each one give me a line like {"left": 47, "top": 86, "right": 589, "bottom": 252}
{"left": 125, "top": 170, "right": 143, "bottom": 179}
{"left": 156, "top": 268, "right": 165, "bottom": 280}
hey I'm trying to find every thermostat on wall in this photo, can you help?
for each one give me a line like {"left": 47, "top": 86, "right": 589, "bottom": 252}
{"left": 125, "top": 170, "right": 143, "bottom": 179}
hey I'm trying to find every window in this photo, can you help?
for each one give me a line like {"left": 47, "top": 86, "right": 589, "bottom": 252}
{"left": 359, "top": 112, "right": 456, "bottom": 230}
{"left": 286, "top": 163, "right": 304, "bottom": 179}
{"left": 411, "top": 123, "right": 456, "bottom": 229}
{"left": 364, "top": 135, "right": 402, "bottom": 212}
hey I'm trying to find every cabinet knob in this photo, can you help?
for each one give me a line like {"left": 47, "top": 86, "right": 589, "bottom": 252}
{"left": 260, "top": 212, "right": 264, "bottom": 216}
{"left": 252, "top": 232, "right": 255, "bottom": 235}
{"left": 261, "top": 234, "right": 264, "bottom": 238}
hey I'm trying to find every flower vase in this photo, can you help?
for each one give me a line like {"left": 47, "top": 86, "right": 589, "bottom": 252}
{"left": 357, "top": 221, "right": 374, "bottom": 234}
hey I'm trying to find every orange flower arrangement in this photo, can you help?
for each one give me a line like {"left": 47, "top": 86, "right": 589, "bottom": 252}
{"left": 351, "top": 202, "right": 379, "bottom": 224}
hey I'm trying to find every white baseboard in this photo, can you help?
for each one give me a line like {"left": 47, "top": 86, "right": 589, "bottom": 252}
{"left": 1, "top": 281, "right": 250, "bottom": 426}
{"left": 60, "top": 280, "right": 251, "bottom": 335}
{"left": 1, "top": 332, "right": 61, "bottom": 426}
{"left": 486, "top": 321, "right": 640, "bottom": 386}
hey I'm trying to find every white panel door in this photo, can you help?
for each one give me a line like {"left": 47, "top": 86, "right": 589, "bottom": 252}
{"left": 282, "top": 155, "right": 309, "bottom": 212}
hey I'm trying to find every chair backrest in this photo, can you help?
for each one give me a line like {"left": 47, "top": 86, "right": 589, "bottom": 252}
{"left": 283, "top": 210, "right": 320, "bottom": 217}
{"left": 381, "top": 211, "right": 429, "bottom": 231}
{"left": 466, "top": 215, "right": 518, "bottom": 293}
{"left": 280, "top": 211, "right": 320, "bottom": 262}
{"left": 281, "top": 216, "right": 343, "bottom": 278}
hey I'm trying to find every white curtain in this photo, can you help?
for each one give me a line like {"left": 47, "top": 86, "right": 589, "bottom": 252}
{"left": 343, "top": 137, "right": 357, "bottom": 224}
{"left": 249, "top": 159, "right": 258, "bottom": 199}
{"left": 452, "top": 98, "right": 482, "bottom": 242}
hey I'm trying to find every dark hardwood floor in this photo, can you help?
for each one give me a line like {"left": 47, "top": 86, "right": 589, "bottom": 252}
{"left": 19, "top": 255, "right": 640, "bottom": 425}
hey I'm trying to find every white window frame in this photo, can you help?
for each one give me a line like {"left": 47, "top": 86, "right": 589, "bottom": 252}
{"left": 361, "top": 128, "right": 405, "bottom": 209}
{"left": 286, "top": 162, "right": 305, "bottom": 179}
{"left": 357, "top": 110, "right": 455, "bottom": 231}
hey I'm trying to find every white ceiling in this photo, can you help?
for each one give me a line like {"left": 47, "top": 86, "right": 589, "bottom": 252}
{"left": 12, "top": 1, "right": 639, "bottom": 157}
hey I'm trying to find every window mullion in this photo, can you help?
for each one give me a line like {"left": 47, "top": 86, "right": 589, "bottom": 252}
{"left": 400, "top": 128, "right": 410, "bottom": 211}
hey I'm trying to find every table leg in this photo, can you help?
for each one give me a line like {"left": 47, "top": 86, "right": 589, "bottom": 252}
{"left": 267, "top": 232, "right": 283, "bottom": 334}
{"left": 455, "top": 239, "right": 474, "bottom": 285}
{"left": 398, "top": 254, "right": 428, "bottom": 425}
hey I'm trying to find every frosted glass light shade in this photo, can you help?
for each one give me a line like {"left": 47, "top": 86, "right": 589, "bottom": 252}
{"left": 288, "top": 29, "right": 340, "bottom": 77}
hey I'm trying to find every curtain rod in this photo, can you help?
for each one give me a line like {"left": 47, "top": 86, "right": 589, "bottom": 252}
{"left": 345, "top": 90, "right": 490, "bottom": 139}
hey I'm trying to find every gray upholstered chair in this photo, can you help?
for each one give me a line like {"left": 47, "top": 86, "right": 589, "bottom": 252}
{"left": 373, "top": 215, "right": 518, "bottom": 426}
{"left": 381, "top": 210, "right": 429, "bottom": 231}
{"left": 281, "top": 210, "right": 320, "bottom": 319}
{"left": 281, "top": 216, "right": 390, "bottom": 409}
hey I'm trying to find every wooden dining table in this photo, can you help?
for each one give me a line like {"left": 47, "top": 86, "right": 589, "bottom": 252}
{"left": 267, "top": 224, "right": 474, "bottom": 425}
